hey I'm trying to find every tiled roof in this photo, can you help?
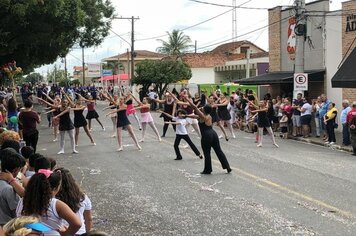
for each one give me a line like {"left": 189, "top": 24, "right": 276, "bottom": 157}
{"left": 211, "top": 40, "right": 266, "bottom": 54}
{"left": 181, "top": 53, "right": 227, "bottom": 67}
{"left": 103, "top": 50, "right": 165, "bottom": 61}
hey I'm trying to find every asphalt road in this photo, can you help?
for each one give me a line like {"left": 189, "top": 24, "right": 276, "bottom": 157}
{"left": 35, "top": 101, "right": 356, "bottom": 236}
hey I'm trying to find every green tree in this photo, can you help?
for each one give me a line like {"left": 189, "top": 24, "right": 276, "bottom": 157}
{"left": 132, "top": 60, "right": 192, "bottom": 99}
{"left": 47, "top": 65, "right": 69, "bottom": 85}
{"left": 25, "top": 73, "right": 44, "bottom": 85}
{"left": 102, "top": 61, "right": 125, "bottom": 75}
{"left": 0, "top": 0, "right": 114, "bottom": 73}
{"left": 156, "top": 29, "right": 194, "bottom": 59}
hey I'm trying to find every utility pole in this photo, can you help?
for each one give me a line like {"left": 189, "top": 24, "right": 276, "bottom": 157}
{"left": 113, "top": 16, "right": 140, "bottom": 85}
{"left": 232, "top": 0, "right": 237, "bottom": 42}
{"left": 64, "top": 56, "right": 68, "bottom": 81}
{"left": 82, "top": 47, "right": 85, "bottom": 86}
{"left": 294, "top": 0, "right": 306, "bottom": 98}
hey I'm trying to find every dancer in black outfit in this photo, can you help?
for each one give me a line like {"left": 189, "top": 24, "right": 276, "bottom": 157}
{"left": 250, "top": 100, "right": 279, "bottom": 148}
{"left": 185, "top": 97, "right": 232, "bottom": 174}
{"left": 154, "top": 92, "right": 176, "bottom": 137}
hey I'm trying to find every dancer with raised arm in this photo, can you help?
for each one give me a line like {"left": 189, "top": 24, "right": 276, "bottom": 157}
{"left": 130, "top": 92, "right": 161, "bottom": 142}
{"left": 53, "top": 99, "right": 78, "bottom": 154}
{"left": 78, "top": 93, "right": 104, "bottom": 131}
{"left": 102, "top": 93, "right": 119, "bottom": 138}
{"left": 154, "top": 92, "right": 176, "bottom": 137}
{"left": 214, "top": 92, "right": 236, "bottom": 139}
{"left": 207, "top": 95, "right": 229, "bottom": 141}
{"left": 62, "top": 91, "right": 96, "bottom": 146}
{"left": 157, "top": 109, "right": 203, "bottom": 160}
{"left": 105, "top": 95, "right": 141, "bottom": 152}
{"left": 184, "top": 97, "right": 232, "bottom": 174}
{"left": 250, "top": 100, "right": 279, "bottom": 148}
{"left": 168, "top": 90, "right": 201, "bottom": 138}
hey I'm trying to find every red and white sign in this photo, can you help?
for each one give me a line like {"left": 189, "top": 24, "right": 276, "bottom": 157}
{"left": 294, "top": 73, "right": 308, "bottom": 91}
{"left": 287, "top": 18, "right": 296, "bottom": 60}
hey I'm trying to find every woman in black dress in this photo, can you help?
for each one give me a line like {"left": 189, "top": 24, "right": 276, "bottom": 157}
{"left": 215, "top": 92, "right": 236, "bottom": 139}
{"left": 154, "top": 92, "right": 177, "bottom": 137}
{"left": 184, "top": 97, "right": 231, "bottom": 174}
{"left": 53, "top": 99, "right": 78, "bottom": 154}
{"left": 250, "top": 100, "right": 278, "bottom": 148}
{"left": 106, "top": 96, "right": 141, "bottom": 152}
{"left": 62, "top": 91, "right": 96, "bottom": 146}
{"left": 208, "top": 95, "right": 228, "bottom": 141}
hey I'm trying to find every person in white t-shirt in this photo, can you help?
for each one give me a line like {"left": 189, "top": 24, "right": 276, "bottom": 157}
{"left": 56, "top": 168, "right": 92, "bottom": 235}
{"left": 158, "top": 109, "right": 203, "bottom": 160}
{"left": 299, "top": 98, "right": 313, "bottom": 138}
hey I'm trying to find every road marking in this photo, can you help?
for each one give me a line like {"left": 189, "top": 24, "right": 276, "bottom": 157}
{"left": 146, "top": 133, "right": 356, "bottom": 222}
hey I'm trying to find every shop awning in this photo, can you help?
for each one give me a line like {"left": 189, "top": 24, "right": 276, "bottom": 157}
{"left": 235, "top": 70, "right": 325, "bottom": 85}
{"left": 98, "top": 74, "right": 129, "bottom": 81}
{"left": 331, "top": 47, "right": 356, "bottom": 88}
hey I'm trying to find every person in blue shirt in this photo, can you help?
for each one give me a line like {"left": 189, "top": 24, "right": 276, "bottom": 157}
{"left": 341, "top": 100, "right": 351, "bottom": 146}
{"left": 319, "top": 94, "right": 331, "bottom": 140}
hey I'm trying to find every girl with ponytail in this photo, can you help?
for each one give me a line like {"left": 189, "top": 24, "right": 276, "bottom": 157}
{"left": 17, "top": 171, "right": 81, "bottom": 236}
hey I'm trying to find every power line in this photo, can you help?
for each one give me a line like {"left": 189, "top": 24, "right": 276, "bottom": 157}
{"left": 136, "top": 0, "right": 253, "bottom": 42}
{"left": 109, "top": 29, "right": 131, "bottom": 46}
{"left": 186, "top": 15, "right": 291, "bottom": 52}
{"left": 187, "top": 0, "right": 272, "bottom": 9}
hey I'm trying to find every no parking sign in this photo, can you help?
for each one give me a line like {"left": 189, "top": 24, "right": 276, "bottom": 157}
{"left": 293, "top": 73, "right": 308, "bottom": 91}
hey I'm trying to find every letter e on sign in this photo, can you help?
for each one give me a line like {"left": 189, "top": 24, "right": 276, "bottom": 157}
{"left": 293, "top": 73, "right": 308, "bottom": 91}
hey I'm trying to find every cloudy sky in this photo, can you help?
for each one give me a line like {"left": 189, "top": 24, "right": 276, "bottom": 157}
{"left": 35, "top": 0, "right": 345, "bottom": 76}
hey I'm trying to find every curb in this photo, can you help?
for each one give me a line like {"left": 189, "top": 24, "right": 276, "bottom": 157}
{"left": 289, "top": 136, "right": 353, "bottom": 153}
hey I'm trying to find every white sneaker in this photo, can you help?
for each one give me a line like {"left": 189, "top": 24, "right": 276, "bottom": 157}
{"left": 73, "top": 150, "right": 78, "bottom": 154}
{"left": 273, "top": 143, "right": 279, "bottom": 148}
{"left": 329, "top": 142, "right": 335, "bottom": 145}
{"left": 91, "top": 142, "right": 96, "bottom": 146}
{"left": 158, "top": 137, "right": 162, "bottom": 142}
{"left": 117, "top": 147, "right": 123, "bottom": 152}
{"left": 137, "top": 145, "right": 142, "bottom": 151}
{"left": 53, "top": 139, "right": 58, "bottom": 142}
{"left": 139, "top": 139, "right": 144, "bottom": 143}
{"left": 111, "top": 134, "right": 116, "bottom": 138}
{"left": 57, "top": 150, "right": 64, "bottom": 155}
{"left": 257, "top": 143, "right": 262, "bottom": 147}
{"left": 232, "top": 134, "right": 236, "bottom": 139}
{"left": 218, "top": 135, "right": 223, "bottom": 139}
{"left": 102, "top": 127, "right": 106, "bottom": 131}
{"left": 325, "top": 141, "right": 330, "bottom": 144}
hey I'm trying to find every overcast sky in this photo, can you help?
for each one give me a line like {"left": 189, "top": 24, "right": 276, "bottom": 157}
{"left": 35, "top": 0, "right": 345, "bottom": 76}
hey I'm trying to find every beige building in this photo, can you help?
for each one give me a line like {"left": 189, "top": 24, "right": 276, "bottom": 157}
{"left": 239, "top": 0, "right": 356, "bottom": 103}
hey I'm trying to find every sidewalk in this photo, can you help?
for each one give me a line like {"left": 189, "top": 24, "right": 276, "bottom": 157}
{"left": 289, "top": 131, "right": 353, "bottom": 153}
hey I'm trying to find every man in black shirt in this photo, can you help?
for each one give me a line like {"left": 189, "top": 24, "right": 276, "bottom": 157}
{"left": 292, "top": 93, "right": 304, "bottom": 136}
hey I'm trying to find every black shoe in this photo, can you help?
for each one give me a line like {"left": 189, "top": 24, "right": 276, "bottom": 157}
{"left": 161, "top": 135, "right": 165, "bottom": 138}
{"left": 174, "top": 157, "right": 182, "bottom": 160}
{"left": 352, "top": 153, "right": 356, "bottom": 156}
{"left": 200, "top": 171, "right": 211, "bottom": 174}
{"left": 225, "top": 138, "right": 229, "bottom": 141}
{"left": 227, "top": 168, "right": 232, "bottom": 173}
{"left": 198, "top": 155, "right": 203, "bottom": 159}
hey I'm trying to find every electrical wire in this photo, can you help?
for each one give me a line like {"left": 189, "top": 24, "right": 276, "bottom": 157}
{"left": 136, "top": 0, "right": 253, "bottom": 42}
{"left": 187, "top": 0, "right": 278, "bottom": 10}
{"left": 109, "top": 29, "right": 131, "bottom": 46}
{"left": 185, "top": 14, "right": 291, "bottom": 52}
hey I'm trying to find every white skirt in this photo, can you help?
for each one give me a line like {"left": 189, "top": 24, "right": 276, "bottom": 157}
{"left": 141, "top": 112, "right": 153, "bottom": 123}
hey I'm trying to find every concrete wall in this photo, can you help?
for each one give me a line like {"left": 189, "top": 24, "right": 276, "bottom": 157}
{"left": 325, "top": 12, "right": 343, "bottom": 110}
{"left": 280, "top": 1, "right": 329, "bottom": 72}
{"left": 189, "top": 68, "right": 215, "bottom": 84}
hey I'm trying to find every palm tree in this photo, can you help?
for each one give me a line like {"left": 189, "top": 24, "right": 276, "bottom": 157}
{"left": 156, "top": 29, "right": 193, "bottom": 59}
{"left": 103, "top": 61, "right": 125, "bottom": 74}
